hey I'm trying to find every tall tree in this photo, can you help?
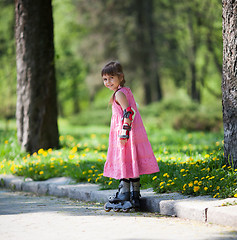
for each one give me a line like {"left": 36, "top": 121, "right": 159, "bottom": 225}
{"left": 15, "top": 0, "right": 59, "bottom": 153}
{"left": 222, "top": 0, "right": 237, "bottom": 168}
{"left": 135, "top": 0, "right": 162, "bottom": 104}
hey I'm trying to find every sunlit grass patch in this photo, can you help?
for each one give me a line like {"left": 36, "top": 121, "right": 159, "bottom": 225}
{"left": 0, "top": 121, "right": 236, "bottom": 198}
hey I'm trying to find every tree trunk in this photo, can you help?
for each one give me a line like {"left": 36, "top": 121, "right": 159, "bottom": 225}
{"left": 188, "top": 10, "right": 200, "bottom": 103}
{"left": 15, "top": 0, "right": 59, "bottom": 153}
{"left": 222, "top": 0, "right": 237, "bottom": 168}
{"left": 147, "top": 0, "right": 162, "bottom": 101}
{"left": 136, "top": 0, "right": 152, "bottom": 105}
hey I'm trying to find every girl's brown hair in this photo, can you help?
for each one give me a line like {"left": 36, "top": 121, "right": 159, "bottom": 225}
{"left": 101, "top": 61, "right": 126, "bottom": 104}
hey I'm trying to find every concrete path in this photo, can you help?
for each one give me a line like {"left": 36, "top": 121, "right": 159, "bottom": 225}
{"left": 1, "top": 189, "right": 237, "bottom": 240}
{"left": 1, "top": 175, "right": 237, "bottom": 229}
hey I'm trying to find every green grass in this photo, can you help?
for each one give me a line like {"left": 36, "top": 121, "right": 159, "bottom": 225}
{"left": 0, "top": 119, "right": 236, "bottom": 199}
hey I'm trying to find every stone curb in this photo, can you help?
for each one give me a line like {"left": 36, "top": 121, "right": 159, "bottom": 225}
{"left": 1, "top": 174, "right": 236, "bottom": 228}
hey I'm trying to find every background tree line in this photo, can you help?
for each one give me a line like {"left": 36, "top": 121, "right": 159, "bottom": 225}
{"left": 0, "top": 0, "right": 222, "bottom": 118}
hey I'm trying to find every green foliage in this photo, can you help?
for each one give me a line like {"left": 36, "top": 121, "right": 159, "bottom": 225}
{"left": 0, "top": 0, "right": 223, "bottom": 119}
{"left": 0, "top": 2, "right": 16, "bottom": 119}
{"left": 173, "top": 110, "right": 222, "bottom": 132}
{"left": 53, "top": 0, "right": 89, "bottom": 116}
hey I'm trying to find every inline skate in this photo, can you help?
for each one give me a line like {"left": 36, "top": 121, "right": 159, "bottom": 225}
{"left": 104, "top": 179, "right": 133, "bottom": 212}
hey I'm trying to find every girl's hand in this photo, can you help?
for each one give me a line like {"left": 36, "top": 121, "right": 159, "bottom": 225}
{"left": 120, "top": 138, "right": 128, "bottom": 145}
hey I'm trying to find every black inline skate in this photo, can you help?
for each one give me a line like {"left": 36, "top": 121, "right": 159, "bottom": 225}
{"left": 104, "top": 179, "right": 133, "bottom": 212}
{"left": 130, "top": 178, "right": 141, "bottom": 210}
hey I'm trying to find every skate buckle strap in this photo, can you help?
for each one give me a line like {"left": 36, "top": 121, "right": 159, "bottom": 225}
{"left": 122, "top": 106, "right": 136, "bottom": 122}
{"left": 119, "top": 123, "right": 131, "bottom": 140}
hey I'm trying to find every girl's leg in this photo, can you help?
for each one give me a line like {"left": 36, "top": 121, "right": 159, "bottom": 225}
{"left": 130, "top": 177, "right": 141, "bottom": 209}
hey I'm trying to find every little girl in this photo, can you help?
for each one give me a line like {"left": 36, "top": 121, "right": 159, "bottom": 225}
{"left": 102, "top": 61, "right": 159, "bottom": 211}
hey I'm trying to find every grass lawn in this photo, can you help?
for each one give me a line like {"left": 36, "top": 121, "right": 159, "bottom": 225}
{"left": 0, "top": 119, "right": 236, "bottom": 199}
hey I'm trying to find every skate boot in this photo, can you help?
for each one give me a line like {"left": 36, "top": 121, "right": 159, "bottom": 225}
{"left": 104, "top": 179, "right": 133, "bottom": 212}
{"left": 130, "top": 178, "right": 141, "bottom": 210}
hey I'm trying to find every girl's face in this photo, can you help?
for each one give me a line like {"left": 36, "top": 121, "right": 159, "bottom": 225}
{"left": 102, "top": 74, "right": 122, "bottom": 92}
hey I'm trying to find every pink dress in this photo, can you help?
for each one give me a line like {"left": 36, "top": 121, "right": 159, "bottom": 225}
{"left": 103, "top": 87, "right": 159, "bottom": 179}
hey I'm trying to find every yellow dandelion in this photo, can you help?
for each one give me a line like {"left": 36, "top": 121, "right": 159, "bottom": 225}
{"left": 188, "top": 182, "right": 193, "bottom": 187}
{"left": 204, "top": 187, "right": 208, "bottom": 191}
{"left": 70, "top": 146, "right": 77, "bottom": 154}
{"left": 234, "top": 193, "right": 237, "bottom": 198}
{"left": 38, "top": 148, "right": 44, "bottom": 154}
{"left": 59, "top": 136, "right": 64, "bottom": 141}
{"left": 42, "top": 152, "right": 47, "bottom": 157}
{"left": 204, "top": 154, "right": 210, "bottom": 158}
{"left": 39, "top": 171, "right": 44, "bottom": 175}
{"left": 10, "top": 165, "right": 15, "bottom": 172}
{"left": 193, "top": 186, "right": 200, "bottom": 192}
{"left": 108, "top": 181, "right": 113, "bottom": 186}
{"left": 180, "top": 169, "right": 185, "bottom": 173}
{"left": 152, "top": 176, "right": 158, "bottom": 181}
{"left": 68, "top": 155, "right": 75, "bottom": 160}
{"left": 90, "top": 134, "right": 96, "bottom": 139}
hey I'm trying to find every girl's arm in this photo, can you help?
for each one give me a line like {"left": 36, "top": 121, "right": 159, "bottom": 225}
{"left": 115, "top": 91, "right": 135, "bottom": 145}
{"left": 115, "top": 91, "right": 131, "bottom": 126}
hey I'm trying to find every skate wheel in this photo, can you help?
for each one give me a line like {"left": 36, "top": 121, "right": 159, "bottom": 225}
{"left": 114, "top": 208, "right": 120, "bottom": 212}
{"left": 122, "top": 208, "right": 129, "bottom": 213}
{"left": 104, "top": 203, "right": 111, "bottom": 212}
